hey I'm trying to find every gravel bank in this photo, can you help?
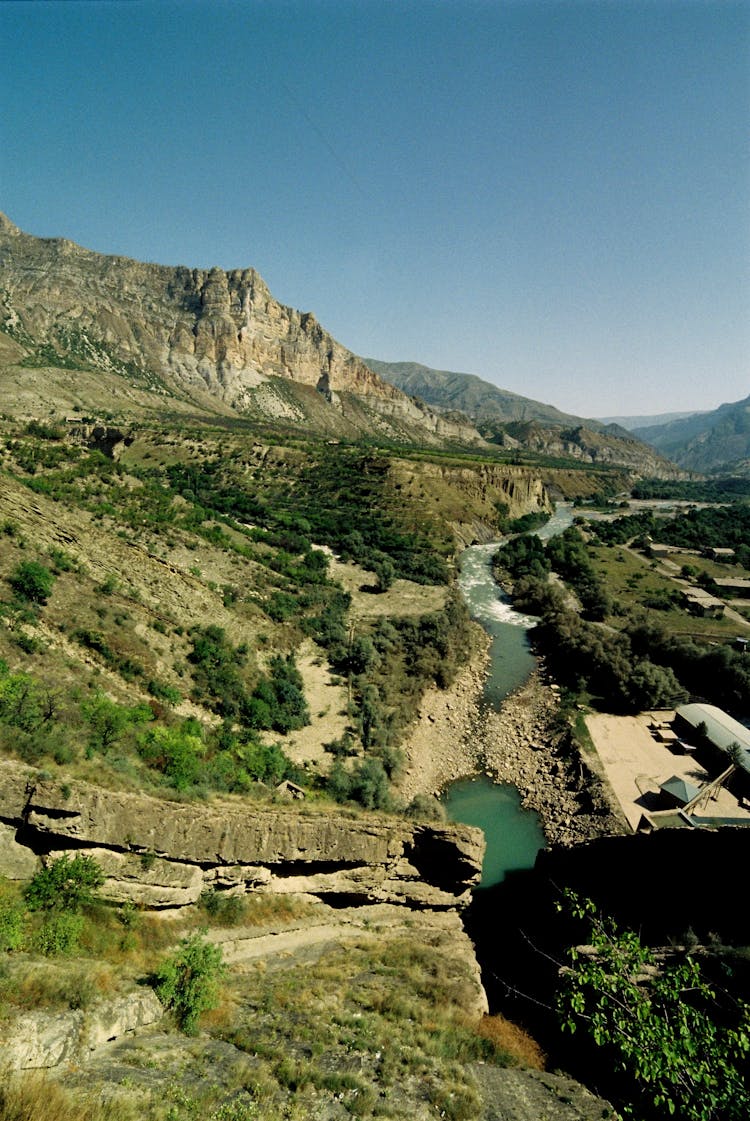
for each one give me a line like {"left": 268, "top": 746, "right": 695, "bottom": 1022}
{"left": 397, "top": 623, "right": 623, "bottom": 846}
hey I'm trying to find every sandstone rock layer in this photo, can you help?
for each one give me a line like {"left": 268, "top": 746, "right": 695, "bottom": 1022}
{"left": 0, "top": 761, "right": 484, "bottom": 910}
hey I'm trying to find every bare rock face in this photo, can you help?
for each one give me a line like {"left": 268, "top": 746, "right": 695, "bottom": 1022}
{"left": 0, "top": 761, "right": 484, "bottom": 911}
{"left": 1, "top": 991, "right": 164, "bottom": 1070}
{"left": 0, "top": 821, "right": 38, "bottom": 879}
{"left": 0, "top": 214, "right": 481, "bottom": 445}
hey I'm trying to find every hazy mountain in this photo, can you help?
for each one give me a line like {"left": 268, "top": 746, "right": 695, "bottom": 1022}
{"left": 0, "top": 213, "right": 480, "bottom": 447}
{"left": 633, "top": 395, "right": 750, "bottom": 475}
{"left": 364, "top": 358, "right": 594, "bottom": 427}
{"left": 598, "top": 411, "right": 702, "bottom": 431}
{"left": 366, "top": 358, "right": 684, "bottom": 478}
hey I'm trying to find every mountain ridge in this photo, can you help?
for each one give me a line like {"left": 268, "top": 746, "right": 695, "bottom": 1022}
{"left": 366, "top": 357, "right": 685, "bottom": 478}
{"left": 0, "top": 212, "right": 480, "bottom": 447}
{"left": 633, "top": 394, "right": 750, "bottom": 475}
{"left": 364, "top": 357, "right": 594, "bottom": 427}
{"left": 598, "top": 410, "right": 703, "bottom": 431}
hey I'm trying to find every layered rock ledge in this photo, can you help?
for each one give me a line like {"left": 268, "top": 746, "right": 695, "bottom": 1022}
{"left": 0, "top": 762, "right": 484, "bottom": 910}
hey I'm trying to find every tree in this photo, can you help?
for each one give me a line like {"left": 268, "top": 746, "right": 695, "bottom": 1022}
{"left": 557, "top": 892, "right": 750, "bottom": 1121}
{"left": 9, "top": 560, "right": 55, "bottom": 604}
{"left": 155, "top": 933, "right": 226, "bottom": 1034}
{"left": 371, "top": 555, "right": 395, "bottom": 593}
{"left": 82, "top": 692, "right": 151, "bottom": 753}
{"left": 138, "top": 724, "right": 204, "bottom": 791}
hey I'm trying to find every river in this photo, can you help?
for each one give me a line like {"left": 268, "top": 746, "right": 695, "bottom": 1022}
{"left": 443, "top": 505, "right": 575, "bottom": 885}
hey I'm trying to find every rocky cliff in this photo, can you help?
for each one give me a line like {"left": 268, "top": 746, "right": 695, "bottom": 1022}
{"left": 0, "top": 213, "right": 480, "bottom": 445}
{"left": 0, "top": 761, "right": 484, "bottom": 911}
{"left": 387, "top": 457, "right": 553, "bottom": 545}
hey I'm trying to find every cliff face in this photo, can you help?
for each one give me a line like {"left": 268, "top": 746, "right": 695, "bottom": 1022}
{"left": 0, "top": 761, "right": 484, "bottom": 911}
{"left": 0, "top": 213, "right": 480, "bottom": 444}
{"left": 388, "top": 457, "right": 553, "bottom": 546}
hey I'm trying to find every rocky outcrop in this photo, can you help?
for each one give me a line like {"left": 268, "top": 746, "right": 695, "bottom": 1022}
{"left": 0, "top": 214, "right": 481, "bottom": 446}
{"left": 0, "top": 991, "right": 164, "bottom": 1071}
{"left": 64, "top": 420, "right": 135, "bottom": 458}
{"left": 0, "top": 761, "right": 484, "bottom": 911}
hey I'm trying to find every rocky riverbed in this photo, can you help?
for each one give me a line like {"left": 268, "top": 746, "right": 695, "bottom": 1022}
{"left": 398, "top": 625, "right": 624, "bottom": 846}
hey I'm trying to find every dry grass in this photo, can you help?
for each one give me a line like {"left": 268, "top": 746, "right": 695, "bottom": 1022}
{"left": 0, "top": 960, "right": 119, "bottom": 1013}
{"left": 0, "top": 1074, "right": 140, "bottom": 1121}
{"left": 474, "top": 1014, "right": 546, "bottom": 1070}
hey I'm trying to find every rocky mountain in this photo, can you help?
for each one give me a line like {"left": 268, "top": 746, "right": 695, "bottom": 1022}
{"left": 0, "top": 213, "right": 480, "bottom": 446}
{"left": 366, "top": 358, "right": 684, "bottom": 478}
{"left": 489, "top": 419, "right": 686, "bottom": 477}
{"left": 633, "top": 394, "right": 750, "bottom": 475}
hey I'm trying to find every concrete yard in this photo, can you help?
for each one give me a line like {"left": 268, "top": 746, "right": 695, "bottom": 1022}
{"left": 584, "top": 710, "right": 750, "bottom": 831}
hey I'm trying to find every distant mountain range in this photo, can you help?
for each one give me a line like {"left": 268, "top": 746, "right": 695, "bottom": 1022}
{"left": 366, "top": 359, "right": 684, "bottom": 478}
{"left": 632, "top": 395, "right": 750, "bottom": 475}
{"left": 598, "top": 411, "right": 702, "bottom": 431}
{"left": 364, "top": 359, "right": 590, "bottom": 427}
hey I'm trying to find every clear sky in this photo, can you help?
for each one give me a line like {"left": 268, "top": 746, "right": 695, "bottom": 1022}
{"left": 1, "top": 0, "right": 748, "bottom": 418}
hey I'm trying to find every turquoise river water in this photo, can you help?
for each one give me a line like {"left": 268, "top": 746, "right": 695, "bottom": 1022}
{"left": 443, "top": 506, "right": 574, "bottom": 886}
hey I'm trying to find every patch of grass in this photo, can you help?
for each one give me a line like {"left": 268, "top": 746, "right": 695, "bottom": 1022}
{"left": 218, "top": 931, "right": 524, "bottom": 1119}
{"left": 474, "top": 1014, "right": 545, "bottom": 1069}
{"left": 0, "top": 1075, "right": 142, "bottom": 1121}
{"left": 0, "top": 960, "right": 117, "bottom": 1013}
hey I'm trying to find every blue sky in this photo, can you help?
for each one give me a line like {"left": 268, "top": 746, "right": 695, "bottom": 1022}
{"left": 1, "top": 0, "right": 748, "bottom": 418}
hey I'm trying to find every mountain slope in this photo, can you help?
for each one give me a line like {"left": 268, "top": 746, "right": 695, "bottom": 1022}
{"left": 0, "top": 213, "right": 479, "bottom": 446}
{"left": 633, "top": 395, "right": 750, "bottom": 474}
{"left": 366, "top": 358, "right": 684, "bottom": 478}
{"left": 364, "top": 358, "right": 592, "bottom": 426}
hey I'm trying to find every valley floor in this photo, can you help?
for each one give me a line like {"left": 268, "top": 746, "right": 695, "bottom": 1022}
{"left": 397, "top": 625, "right": 624, "bottom": 846}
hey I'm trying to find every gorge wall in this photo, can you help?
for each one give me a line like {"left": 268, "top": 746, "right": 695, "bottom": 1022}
{"left": 0, "top": 761, "right": 484, "bottom": 911}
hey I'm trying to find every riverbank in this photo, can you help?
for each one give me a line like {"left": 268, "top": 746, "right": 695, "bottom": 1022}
{"left": 397, "top": 623, "right": 624, "bottom": 846}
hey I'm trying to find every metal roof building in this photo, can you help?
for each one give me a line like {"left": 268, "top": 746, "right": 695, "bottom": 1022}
{"left": 675, "top": 704, "right": 750, "bottom": 774}
{"left": 659, "top": 775, "right": 701, "bottom": 807}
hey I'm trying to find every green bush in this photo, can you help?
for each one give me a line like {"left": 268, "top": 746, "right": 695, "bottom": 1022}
{"left": 9, "top": 560, "right": 55, "bottom": 604}
{"left": 329, "top": 757, "right": 391, "bottom": 810}
{"left": 155, "top": 933, "right": 226, "bottom": 1034}
{"left": 0, "top": 897, "right": 25, "bottom": 952}
{"left": 82, "top": 693, "right": 151, "bottom": 753}
{"left": 138, "top": 725, "right": 204, "bottom": 791}
{"left": 24, "top": 854, "right": 104, "bottom": 914}
{"left": 0, "top": 667, "right": 45, "bottom": 732}
{"left": 558, "top": 892, "right": 750, "bottom": 1121}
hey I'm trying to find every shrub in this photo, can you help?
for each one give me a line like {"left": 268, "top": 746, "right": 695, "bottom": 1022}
{"left": 155, "top": 933, "right": 226, "bottom": 1034}
{"left": 330, "top": 757, "right": 391, "bottom": 811}
{"left": 34, "top": 912, "right": 84, "bottom": 956}
{"left": 8, "top": 561, "right": 55, "bottom": 604}
{"left": 82, "top": 693, "right": 151, "bottom": 753}
{"left": 24, "top": 854, "right": 104, "bottom": 914}
{"left": 0, "top": 896, "right": 25, "bottom": 952}
{"left": 558, "top": 892, "right": 750, "bottom": 1121}
{"left": 199, "top": 888, "right": 247, "bottom": 926}
{"left": 405, "top": 794, "right": 446, "bottom": 822}
{"left": 138, "top": 725, "right": 204, "bottom": 791}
